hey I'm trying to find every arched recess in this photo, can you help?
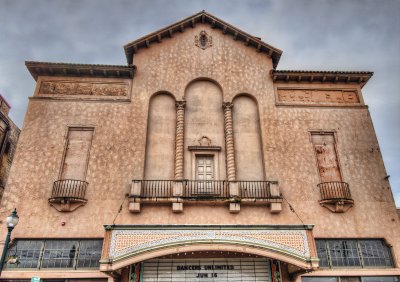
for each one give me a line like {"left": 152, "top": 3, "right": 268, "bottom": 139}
{"left": 144, "top": 93, "right": 176, "bottom": 179}
{"left": 101, "top": 242, "right": 315, "bottom": 272}
{"left": 233, "top": 94, "right": 265, "bottom": 180}
{"left": 184, "top": 79, "right": 226, "bottom": 180}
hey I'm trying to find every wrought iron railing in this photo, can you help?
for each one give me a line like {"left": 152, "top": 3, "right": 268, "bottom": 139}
{"left": 131, "top": 180, "right": 280, "bottom": 200}
{"left": 49, "top": 179, "right": 88, "bottom": 202}
{"left": 238, "top": 181, "right": 273, "bottom": 199}
{"left": 184, "top": 180, "right": 228, "bottom": 199}
{"left": 140, "top": 180, "right": 174, "bottom": 198}
{"left": 317, "top": 181, "right": 352, "bottom": 201}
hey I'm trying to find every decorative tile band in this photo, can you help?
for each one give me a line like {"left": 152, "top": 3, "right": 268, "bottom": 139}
{"left": 277, "top": 88, "right": 360, "bottom": 105}
{"left": 39, "top": 80, "right": 129, "bottom": 97}
{"left": 108, "top": 228, "right": 310, "bottom": 260}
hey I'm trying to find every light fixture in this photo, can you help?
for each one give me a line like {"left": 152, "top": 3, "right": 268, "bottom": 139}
{"left": 0, "top": 209, "right": 19, "bottom": 275}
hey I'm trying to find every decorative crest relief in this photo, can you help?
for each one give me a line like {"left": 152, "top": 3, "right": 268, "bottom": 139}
{"left": 198, "top": 136, "right": 212, "bottom": 146}
{"left": 195, "top": 31, "right": 212, "bottom": 50}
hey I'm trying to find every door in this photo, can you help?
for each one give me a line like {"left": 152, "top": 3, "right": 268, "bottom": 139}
{"left": 196, "top": 156, "right": 214, "bottom": 194}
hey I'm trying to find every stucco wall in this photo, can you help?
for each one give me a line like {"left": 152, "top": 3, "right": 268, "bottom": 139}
{"left": 0, "top": 23, "right": 399, "bottom": 271}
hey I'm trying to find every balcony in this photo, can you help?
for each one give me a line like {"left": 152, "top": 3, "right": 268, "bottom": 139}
{"left": 317, "top": 181, "right": 354, "bottom": 213}
{"left": 48, "top": 179, "right": 88, "bottom": 212}
{"left": 128, "top": 180, "right": 282, "bottom": 213}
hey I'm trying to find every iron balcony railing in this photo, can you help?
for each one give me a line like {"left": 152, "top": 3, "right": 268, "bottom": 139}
{"left": 49, "top": 179, "right": 88, "bottom": 202}
{"left": 140, "top": 180, "right": 174, "bottom": 198}
{"left": 238, "top": 181, "right": 273, "bottom": 199}
{"left": 132, "top": 180, "right": 279, "bottom": 200}
{"left": 184, "top": 180, "right": 228, "bottom": 199}
{"left": 317, "top": 181, "right": 352, "bottom": 201}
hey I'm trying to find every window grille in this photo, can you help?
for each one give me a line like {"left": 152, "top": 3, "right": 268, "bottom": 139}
{"left": 328, "top": 240, "right": 360, "bottom": 267}
{"left": 41, "top": 240, "right": 78, "bottom": 268}
{"left": 5, "top": 239, "right": 102, "bottom": 269}
{"left": 76, "top": 240, "right": 103, "bottom": 268}
{"left": 316, "top": 239, "right": 393, "bottom": 268}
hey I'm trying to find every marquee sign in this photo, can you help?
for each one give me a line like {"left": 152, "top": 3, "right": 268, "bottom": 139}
{"left": 100, "top": 225, "right": 318, "bottom": 272}
{"left": 135, "top": 258, "right": 276, "bottom": 282}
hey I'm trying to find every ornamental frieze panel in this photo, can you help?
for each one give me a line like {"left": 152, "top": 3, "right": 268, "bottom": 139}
{"left": 277, "top": 88, "right": 360, "bottom": 105}
{"left": 108, "top": 228, "right": 310, "bottom": 260}
{"left": 39, "top": 80, "right": 129, "bottom": 97}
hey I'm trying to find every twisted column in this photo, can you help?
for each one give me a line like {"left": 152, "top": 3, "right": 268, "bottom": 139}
{"left": 174, "top": 100, "right": 186, "bottom": 180}
{"left": 223, "top": 102, "right": 236, "bottom": 181}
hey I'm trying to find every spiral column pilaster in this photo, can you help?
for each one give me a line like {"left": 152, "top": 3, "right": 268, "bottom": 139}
{"left": 174, "top": 101, "right": 186, "bottom": 180}
{"left": 223, "top": 102, "right": 236, "bottom": 181}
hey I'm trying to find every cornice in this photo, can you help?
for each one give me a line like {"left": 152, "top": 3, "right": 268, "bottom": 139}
{"left": 124, "top": 11, "right": 282, "bottom": 69}
{"left": 25, "top": 61, "right": 136, "bottom": 81}
{"left": 271, "top": 70, "right": 373, "bottom": 88}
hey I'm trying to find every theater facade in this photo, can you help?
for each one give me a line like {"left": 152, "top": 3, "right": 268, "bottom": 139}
{"left": 0, "top": 11, "right": 399, "bottom": 282}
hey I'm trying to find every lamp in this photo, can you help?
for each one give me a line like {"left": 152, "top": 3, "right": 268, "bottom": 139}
{"left": 0, "top": 209, "right": 19, "bottom": 275}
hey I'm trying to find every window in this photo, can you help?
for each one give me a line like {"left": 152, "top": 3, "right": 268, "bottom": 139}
{"left": 5, "top": 239, "right": 102, "bottom": 269}
{"left": 316, "top": 239, "right": 394, "bottom": 268}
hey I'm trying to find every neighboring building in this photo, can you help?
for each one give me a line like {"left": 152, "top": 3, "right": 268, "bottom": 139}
{"left": 0, "top": 95, "right": 20, "bottom": 201}
{"left": 0, "top": 11, "right": 399, "bottom": 282}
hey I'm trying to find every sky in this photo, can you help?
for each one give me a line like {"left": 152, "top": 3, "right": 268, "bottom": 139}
{"left": 0, "top": 0, "right": 399, "bottom": 206}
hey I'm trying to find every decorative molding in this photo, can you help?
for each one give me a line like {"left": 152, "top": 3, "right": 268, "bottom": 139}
{"left": 277, "top": 88, "right": 360, "bottom": 106}
{"left": 272, "top": 70, "right": 373, "bottom": 88}
{"left": 195, "top": 30, "right": 213, "bottom": 49}
{"left": 39, "top": 80, "right": 129, "bottom": 97}
{"left": 107, "top": 227, "right": 311, "bottom": 261}
{"left": 26, "top": 61, "right": 135, "bottom": 81}
{"left": 188, "top": 145, "right": 221, "bottom": 151}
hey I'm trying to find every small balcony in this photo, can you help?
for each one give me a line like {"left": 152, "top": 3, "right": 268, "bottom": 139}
{"left": 48, "top": 179, "right": 88, "bottom": 212}
{"left": 317, "top": 181, "right": 354, "bottom": 213}
{"left": 129, "top": 180, "right": 282, "bottom": 213}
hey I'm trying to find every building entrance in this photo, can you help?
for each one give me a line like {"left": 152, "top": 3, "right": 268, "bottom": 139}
{"left": 135, "top": 258, "right": 275, "bottom": 282}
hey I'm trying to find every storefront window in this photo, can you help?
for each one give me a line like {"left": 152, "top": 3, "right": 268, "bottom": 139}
{"left": 316, "top": 239, "right": 393, "bottom": 268}
{"left": 5, "top": 239, "right": 103, "bottom": 269}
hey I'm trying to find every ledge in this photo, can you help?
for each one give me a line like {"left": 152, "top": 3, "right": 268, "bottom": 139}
{"left": 26, "top": 61, "right": 136, "bottom": 81}
{"left": 0, "top": 270, "right": 109, "bottom": 279}
{"left": 272, "top": 70, "right": 373, "bottom": 88}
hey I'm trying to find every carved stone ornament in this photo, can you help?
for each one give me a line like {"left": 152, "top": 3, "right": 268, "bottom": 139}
{"left": 195, "top": 30, "right": 212, "bottom": 50}
{"left": 49, "top": 198, "right": 87, "bottom": 212}
{"left": 39, "top": 81, "right": 129, "bottom": 97}
{"left": 320, "top": 200, "right": 354, "bottom": 213}
{"left": 198, "top": 136, "right": 212, "bottom": 146}
{"left": 277, "top": 88, "right": 360, "bottom": 105}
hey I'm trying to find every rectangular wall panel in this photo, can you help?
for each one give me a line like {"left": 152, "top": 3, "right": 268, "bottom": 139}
{"left": 311, "top": 133, "right": 342, "bottom": 182}
{"left": 61, "top": 128, "right": 93, "bottom": 180}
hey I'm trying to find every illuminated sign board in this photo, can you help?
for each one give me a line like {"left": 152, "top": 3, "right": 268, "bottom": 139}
{"left": 140, "top": 258, "right": 275, "bottom": 281}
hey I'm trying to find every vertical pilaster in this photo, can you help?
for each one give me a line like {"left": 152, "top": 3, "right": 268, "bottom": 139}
{"left": 223, "top": 102, "right": 236, "bottom": 181}
{"left": 174, "top": 101, "right": 186, "bottom": 180}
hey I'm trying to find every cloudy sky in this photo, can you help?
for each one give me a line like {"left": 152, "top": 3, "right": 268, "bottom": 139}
{"left": 0, "top": 0, "right": 399, "bottom": 206}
